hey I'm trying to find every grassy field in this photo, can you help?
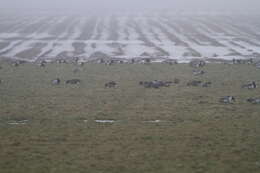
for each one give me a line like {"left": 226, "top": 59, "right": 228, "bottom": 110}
{"left": 0, "top": 61, "right": 260, "bottom": 173}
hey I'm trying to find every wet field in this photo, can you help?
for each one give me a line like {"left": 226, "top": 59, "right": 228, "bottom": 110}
{"left": 0, "top": 61, "right": 259, "bottom": 173}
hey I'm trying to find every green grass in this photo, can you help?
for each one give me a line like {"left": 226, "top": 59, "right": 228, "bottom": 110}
{"left": 0, "top": 61, "right": 260, "bottom": 173}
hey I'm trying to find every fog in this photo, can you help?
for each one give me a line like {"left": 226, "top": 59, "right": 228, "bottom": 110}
{"left": 1, "top": 0, "right": 260, "bottom": 61}
{"left": 1, "top": 0, "right": 260, "bottom": 12}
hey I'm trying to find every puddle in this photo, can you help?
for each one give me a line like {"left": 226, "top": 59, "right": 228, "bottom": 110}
{"left": 95, "top": 120, "right": 116, "bottom": 123}
{"left": 7, "top": 120, "right": 29, "bottom": 125}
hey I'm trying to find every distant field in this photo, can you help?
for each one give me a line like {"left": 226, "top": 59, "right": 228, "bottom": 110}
{"left": 0, "top": 11, "right": 260, "bottom": 62}
{"left": 0, "top": 61, "right": 260, "bottom": 173}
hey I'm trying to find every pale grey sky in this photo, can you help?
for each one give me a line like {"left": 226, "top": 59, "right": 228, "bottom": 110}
{"left": 1, "top": 0, "right": 260, "bottom": 11}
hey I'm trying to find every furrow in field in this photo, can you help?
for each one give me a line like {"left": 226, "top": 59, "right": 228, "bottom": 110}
{"left": 175, "top": 18, "right": 225, "bottom": 47}
{"left": 14, "top": 43, "right": 48, "bottom": 60}
{"left": 76, "top": 16, "right": 98, "bottom": 40}
{"left": 0, "top": 42, "right": 10, "bottom": 51}
{"left": 47, "top": 16, "right": 72, "bottom": 37}
{"left": 59, "top": 17, "right": 81, "bottom": 40}
{"left": 107, "top": 15, "right": 119, "bottom": 41}
{"left": 117, "top": 16, "right": 129, "bottom": 41}
{"left": 129, "top": 17, "right": 169, "bottom": 57}
{"left": 92, "top": 17, "right": 105, "bottom": 40}
{"left": 157, "top": 17, "right": 204, "bottom": 58}
{"left": 0, "top": 41, "right": 24, "bottom": 56}
{"left": 195, "top": 17, "right": 233, "bottom": 36}
{"left": 0, "top": 17, "right": 28, "bottom": 34}
{"left": 223, "top": 16, "right": 260, "bottom": 43}
{"left": 148, "top": 18, "right": 188, "bottom": 46}
{"left": 89, "top": 17, "right": 101, "bottom": 40}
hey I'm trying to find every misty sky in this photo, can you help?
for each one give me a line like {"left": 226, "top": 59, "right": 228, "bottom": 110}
{"left": 1, "top": 0, "right": 260, "bottom": 11}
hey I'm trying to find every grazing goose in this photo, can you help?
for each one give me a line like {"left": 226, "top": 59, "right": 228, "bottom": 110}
{"left": 140, "top": 80, "right": 173, "bottom": 89}
{"left": 105, "top": 81, "right": 117, "bottom": 88}
{"left": 52, "top": 78, "right": 61, "bottom": 85}
{"left": 66, "top": 79, "right": 81, "bottom": 84}
{"left": 247, "top": 98, "right": 260, "bottom": 104}
{"left": 187, "top": 80, "right": 202, "bottom": 87}
{"left": 193, "top": 69, "right": 205, "bottom": 76}
{"left": 190, "top": 60, "right": 206, "bottom": 68}
{"left": 202, "top": 82, "right": 212, "bottom": 88}
{"left": 219, "top": 96, "right": 235, "bottom": 104}
{"left": 242, "top": 81, "right": 257, "bottom": 89}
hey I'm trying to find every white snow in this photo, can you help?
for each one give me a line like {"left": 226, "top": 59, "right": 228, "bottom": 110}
{"left": 1, "top": 13, "right": 260, "bottom": 62}
{"left": 143, "top": 120, "right": 162, "bottom": 123}
{"left": 95, "top": 120, "right": 116, "bottom": 123}
{"left": 7, "top": 120, "right": 29, "bottom": 125}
